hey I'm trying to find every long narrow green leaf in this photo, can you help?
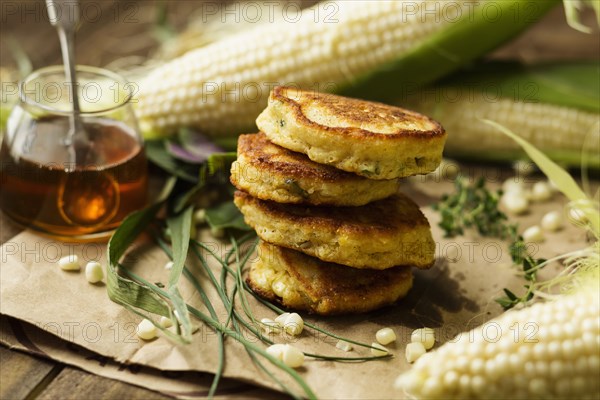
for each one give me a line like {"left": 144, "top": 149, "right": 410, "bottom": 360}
{"left": 165, "top": 206, "right": 194, "bottom": 342}
{"left": 166, "top": 207, "right": 193, "bottom": 288}
{"left": 106, "top": 178, "right": 177, "bottom": 316}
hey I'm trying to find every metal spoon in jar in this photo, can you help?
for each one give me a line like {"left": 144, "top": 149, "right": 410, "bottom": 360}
{"left": 45, "top": 0, "right": 91, "bottom": 168}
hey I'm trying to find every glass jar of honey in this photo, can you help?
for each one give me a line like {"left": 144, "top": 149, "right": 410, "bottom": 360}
{"left": 0, "top": 65, "right": 148, "bottom": 240}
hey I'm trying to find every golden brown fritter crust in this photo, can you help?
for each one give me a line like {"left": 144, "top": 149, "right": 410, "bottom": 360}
{"left": 230, "top": 133, "right": 400, "bottom": 206}
{"left": 246, "top": 241, "right": 414, "bottom": 315}
{"left": 234, "top": 190, "right": 435, "bottom": 269}
{"left": 256, "top": 86, "right": 447, "bottom": 179}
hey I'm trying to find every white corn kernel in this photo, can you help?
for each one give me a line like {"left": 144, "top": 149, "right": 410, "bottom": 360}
{"left": 502, "top": 179, "right": 525, "bottom": 195}
{"left": 193, "top": 209, "right": 206, "bottom": 225}
{"left": 336, "top": 340, "right": 353, "bottom": 352}
{"left": 512, "top": 160, "right": 535, "bottom": 176}
{"left": 137, "top": 319, "right": 157, "bottom": 340}
{"left": 441, "top": 158, "right": 460, "bottom": 179}
{"left": 283, "top": 313, "right": 304, "bottom": 336}
{"left": 541, "top": 211, "right": 563, "bottom": 232}
{"left": 260, "top": 318, "right": 282, "bottom": 333}
{"left": 159, "top": 316, "right": 173, "bottom": 328}
{"left": 85, "top": 261, "right": 104, "bottom": 283}
{"left": 59, "top": 255, "right": 80, "bottom": 271}
{"left": 371, "top": 342, "right": 389, "bottom": 357}
{"left": 411, "top": 328, "right": 436, "bottom": 350}
{"left": 568, "top": 208, "right": 588, "bottom": 225}
{"left": 530, "top": 181, "right": 553, "bottom": 202}
{"left": 282, "top": 344, "right": 305, "bottom": 368}
{"left": 164, "top": 261, "right": 174, "bottom": 270}
{"left": 376, "top": 327, "right": 397, "bottom": 345}
{"left": 523, "top": 225, "right": 544, "bottom": 243}
{"left": 275, "top": 313, "right": 290, "bottom": 327}
{"left": 405, "top": 342, "right": 427, "bottom": 363}
{"left": 502, "top": 193, "right": 529, "bottom": 215}
{"left": 266, "top": 343, "right": 286, "bottom": 360}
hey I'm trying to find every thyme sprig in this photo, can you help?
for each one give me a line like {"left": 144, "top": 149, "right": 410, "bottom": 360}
{"left": 433, "top": 176, "right": 546, "bottom": 310}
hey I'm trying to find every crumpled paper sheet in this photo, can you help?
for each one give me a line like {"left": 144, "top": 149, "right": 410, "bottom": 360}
{"left": 0, "top": 179, "right": 588, "bottom": 399}
{"left": 0, "top": 315, "right": 279, "bottom": 399}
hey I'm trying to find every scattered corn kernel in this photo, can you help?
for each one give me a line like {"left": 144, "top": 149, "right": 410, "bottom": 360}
{"left": 568, "top": 208, "right": 588, "bottom": 225}
{"left": 282, "top": 344, "right": 305, "bottom": 368}
{"left": 266, "top": 343, "right": 286, "bottom": 360}
{"left": 523, "top": 225, "right": 545, "bottom": 243}
{"left": 502, "top": 193, "right": 529, "bottom": 215}
{"left": 376, "top": 327, "right": 397, "bottom": 345}
{"left": 371, "top": 342, "right": 389, "bottom": 357}
{"left": 85, "top": 261, "right": 104, "bottom": 283}
{"left": 58, "top": 255, "right": 80, "bottom": 271}
{"left": 193, "top": 209, "right": 206, "bottom": 225}
{"left": 541, "top": 211, "right": 563, "bottom": 232}
{"left": 405, "top": 342, "right": 427, "bottom": 363}
{"left": 502, "top": 179, "right": 525, "bottom": 195}
{"left": 411, "top": 328, "right": 436, "bottom": 350}
{"left": 275, "top": 313, "right": 290, "bottom": 327}
{"left": 512, "top": 160, "right": 535, "bottom": 176}
{"left": 159, "top": 316, "right": 173, "bottom": 328}
{"left": 137, "top": 319, "right": 157, "bottom": 340}
{"left": 530, "top": 181, "right": 553, "bottom": 202}
{"left": 283, "top": 313, "right": 304, "bottom": 336}
{"left": 441, "top": 158, "right": 460, "bottom": 179}
{"left": 336, "top": 340, "right": 353, "bottom": 352}
{"left": 164, "top": 261, "right": 174, "bottom": 270}
{"left": 260, "top": 318, "right": 282, "bottom": 334}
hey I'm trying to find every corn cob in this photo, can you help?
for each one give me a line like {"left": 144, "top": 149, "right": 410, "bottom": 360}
{"left": 135, "top": 0, "right": 559, "bottom": 138}
{"left": 396, "top": 289, "right": 600, "bottom": 399}
{"left": 411, "top": 95, "right": 599, "bottom": 167}
{"left": 404, "top": 61, "right": 600, "bottom": 168}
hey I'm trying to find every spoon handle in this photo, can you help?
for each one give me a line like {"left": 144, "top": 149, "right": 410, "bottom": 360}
{"left": 46, "top": 0, "right": 85, "bottom": 157}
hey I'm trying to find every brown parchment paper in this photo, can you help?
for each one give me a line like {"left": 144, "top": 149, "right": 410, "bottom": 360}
{"left": 0, "top": 178, "right": 590, "bottom": 399}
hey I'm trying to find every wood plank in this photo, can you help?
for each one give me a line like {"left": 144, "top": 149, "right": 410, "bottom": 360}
{"left": 0, "top": 346, "right": 59, "bottom": 400}
{"left": 37, "top": 367, "right": 172, "bottom": 400}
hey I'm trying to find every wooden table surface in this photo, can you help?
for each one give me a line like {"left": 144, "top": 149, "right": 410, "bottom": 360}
{"left": 1, "top": 2, "right": 598, "bottom": 399}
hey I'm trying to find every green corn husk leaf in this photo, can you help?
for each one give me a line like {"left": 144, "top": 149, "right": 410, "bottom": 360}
{"left": 339, "top": 0, "right": 560, "bottom": 101}
{"left": 107, "top": 177, "right": 193, "bottom": 344}
{"left": 417, "top": 61, "right": 600, "bottom": 112}
{"left": 404, "top": 61, "right": 600, "bottom": 168}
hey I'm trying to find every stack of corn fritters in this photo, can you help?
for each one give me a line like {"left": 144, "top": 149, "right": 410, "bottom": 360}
{"left": 231, "top": 87, "right": 447, "bottom": 315}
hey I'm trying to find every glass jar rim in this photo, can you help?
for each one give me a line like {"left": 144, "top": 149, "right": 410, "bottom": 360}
{"left": 19, "top": 65, "right": 134, "bottom": 116}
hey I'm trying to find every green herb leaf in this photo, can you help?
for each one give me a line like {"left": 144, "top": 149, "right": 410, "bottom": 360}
{"left": 165, "top": 206, "right": 194, "bottom": 342}
{"left": 145, "top": 140, "right": 199, "bottom": 182}
{"left": 432, "top": 177, "right": 508, "bottom": 238}
{"left": 205, "top": 201, "right": 251, "bottom": 231}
